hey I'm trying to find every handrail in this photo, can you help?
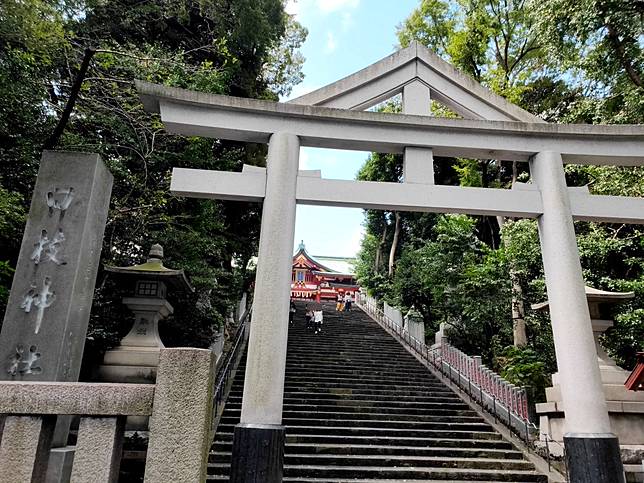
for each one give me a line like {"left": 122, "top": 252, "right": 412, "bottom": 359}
{"left": 356, "top": 292, "right": 536, "bottom": 442}
{"left": 212, "top": 306, "right": 251, "bottom": 419}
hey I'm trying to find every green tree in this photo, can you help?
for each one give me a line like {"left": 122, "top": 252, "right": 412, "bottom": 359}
{"left": 355, "top": 0, "right": 644, "bottom": 398}
{"left": 398, "top": 0, "right": 548, "bottom": 100}
{"left": 532, "top": 0, "right": 643, "bottom": 123}
{"left": 0, "top": 0, "right": 306, "bottom": 368}
{"left": 410, "top": 215, "right": 512, "bottom": 361}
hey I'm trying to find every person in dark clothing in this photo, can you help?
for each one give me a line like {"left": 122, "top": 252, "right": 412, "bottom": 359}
{"left": 289, "top": 300, "right": 296, "bottom": 325}
{"left": 305, "top": 305, "right": 314, "bottom": 329}
{"left": 344, "top": 292, "right": 353, "bottom": 312}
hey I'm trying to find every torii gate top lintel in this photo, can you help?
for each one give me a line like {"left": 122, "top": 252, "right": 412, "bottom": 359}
{"left": 136, "top": 79, "right": 644, "bottom": 166}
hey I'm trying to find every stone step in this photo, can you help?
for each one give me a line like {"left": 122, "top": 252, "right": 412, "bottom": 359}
{"left": 284, "top": 352, "right": 421, "bottom": 361}
{"left": 218, "top": 416, "right": 492, "bottom": 432}
{"left": 208, "top": 478, "right": 540, "bottom": 483}
{"left": 225, "top": 393, "right": 467, "bottom": 405}
{"left": 280, "top": 387, "right": 457, "bottom": 398}
{"left": 220, "top": 409, "right": 485, "bottom": 423}
{"left": 282, "top": 365, "right": 427, "bottom": 373}
{"left": 214, "top": 424, "right": 501, "bottom": 440}
{"left": 213, "top": 432, "right": 514, "bottom": 449}
{"left": 243, "top": 362, "right": 430, "bottom": 373}
{"left": 283, "top": 361, "right": 428, "bottom": 371}
{"left": 285, "top": 347, "right": 418, "bottom": 356}
{"left": 210, "top": 301, "right": 546, "bottom": 481}
{"left": 264, "top": 375, "right": 446, "bottom": 386}
{"left": 232, "top": 378, "right": 455, "bottom": 393}
{"left": 236, "top": 368, "right": 444, "bottom": 381}
{"left": 283, "top": 367, "right": 435, "bottom": 378}
{"left": 207, "top": 463, "right": 547, "bottom": 481}
{"left": 223, "top": 402, "right": 477, "bottom": 416}
{"left": 210, "top": 452, "right": 536, "bottom": 471}
{"left": 284, "top": 347, "right": 420, "bottom": 356}
{"left": 287, "top": 341, "right": 405, "bottom": 348}
{"left": 225, "top": 391, "right": 466, "bottom": 404}
{"left": 210, "top": 442, "right": 524, "bottom": 459}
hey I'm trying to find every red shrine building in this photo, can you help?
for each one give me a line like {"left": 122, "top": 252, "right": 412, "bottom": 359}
{"left": 291, "top": 241, "right": 359, "bottom": 301}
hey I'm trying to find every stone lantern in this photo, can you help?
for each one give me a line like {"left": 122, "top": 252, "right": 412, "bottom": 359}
{"left": 98, "top": 243, "right": 193, "bottom": 384}
{"left": 534, "top": 286, "right": 644, "bottom": 460}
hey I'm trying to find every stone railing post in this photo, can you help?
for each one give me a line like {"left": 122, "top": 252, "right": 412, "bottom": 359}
{"left": 144, "top": 348, "right": 215, "bottom": 483}
{"left": 70, "top": 416, "right": 125, "bottom": 482}
{"left": 0, "top": 415, "right": 55, "bottom": 482}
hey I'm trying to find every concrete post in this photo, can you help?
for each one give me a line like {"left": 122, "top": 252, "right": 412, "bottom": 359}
{"left": 0, "top": 415, "right": 55, "bottom": 482}
{"left": 530, "top": 151, "right": 624, "bottom": 482}
{"left": 144, "top": 348, "right": 214, "bottom": 483}
{"left": 70, "top": 417, "right": 125, "bottom": 483}
{"left": 402, "top": 81, "right": 434, "bottom": 184}
{"left": 230, "top": 132, "right": 300, "bottom": 482}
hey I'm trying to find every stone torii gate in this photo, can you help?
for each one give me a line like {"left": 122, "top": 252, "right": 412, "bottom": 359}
{"left": 138, "top": 42, "right": 644, "bottom": 483}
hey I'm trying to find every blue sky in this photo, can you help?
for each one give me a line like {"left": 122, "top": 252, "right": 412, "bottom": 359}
{"left": 284, "top": 0, "right": 418, "bottom": 257}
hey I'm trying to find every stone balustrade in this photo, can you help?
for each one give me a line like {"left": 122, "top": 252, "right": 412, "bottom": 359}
{"left": 356, "top": 292, "right": 534, "bottom": 441}
{"left": 0, "top": 348, "right": 214, "bottom": 483}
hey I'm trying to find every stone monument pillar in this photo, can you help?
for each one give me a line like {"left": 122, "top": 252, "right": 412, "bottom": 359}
{"left": 0, "top": 151, "right": 113, "bottom": 481}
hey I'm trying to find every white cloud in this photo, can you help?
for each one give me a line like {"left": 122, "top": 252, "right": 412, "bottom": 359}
{"left": 341, "top": 12, "right": 354, "bottom": 31}
{"left": 325, "top": 31, "right": 337, "bottom": 53}
{"left": 286, "top": 0, "right": 359, "bottom": 18}
{"left": 285, "top": 0, "right": 300, "bottom": 16}
{"left": 316, "top": 0, "right": 360, "bottom": 14}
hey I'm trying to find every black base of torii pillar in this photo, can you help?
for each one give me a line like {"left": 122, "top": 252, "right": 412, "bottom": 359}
{"left": 565, "top": 435, "right": 625, "bottom": 483}
{"left": 230, "top": 424, "right": 285, "bottom": 482}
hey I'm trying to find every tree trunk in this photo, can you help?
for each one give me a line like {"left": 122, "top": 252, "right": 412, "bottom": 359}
{"left": 606, "top": 23, "right": 643, "bottom": 89}
{"left": 44, "top": 47, "right": 96, "bottom": 150}
{"left": 511, "top": 273, "right": 528, "bottom": 346}
{"left": 388, "top": 212, "right": 401, "bottom": 277}
{"left": 497, "top": 215, "right": 528, "bottom": 347}
{"left": 375, "top": 219, "right": 387, "bottom": 272}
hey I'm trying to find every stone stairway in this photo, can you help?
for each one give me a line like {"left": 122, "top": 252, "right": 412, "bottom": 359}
{"left": 208, "top": 302, "right": 547, "bottom": 482}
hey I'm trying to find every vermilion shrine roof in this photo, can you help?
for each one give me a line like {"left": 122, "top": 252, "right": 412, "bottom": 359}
{"left": 625, "top": 353, "right": 644, "bottom": 391}
{"left": 293, "top": 241, "right": 354, "bottom": 277}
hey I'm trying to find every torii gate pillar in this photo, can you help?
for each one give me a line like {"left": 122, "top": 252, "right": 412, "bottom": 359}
{"left": 531, "top": 151, "right": 625, "bottom": 482}
{"left": 230, "top": 132, "right": 300, "bottom": 482}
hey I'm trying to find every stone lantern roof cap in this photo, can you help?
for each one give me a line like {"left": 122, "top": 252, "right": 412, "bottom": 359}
{"left": 106, "top": 243, "right": 194, "bottom": 293}
{"left": 531, "top": 285, "right": 634, "bottom": 311}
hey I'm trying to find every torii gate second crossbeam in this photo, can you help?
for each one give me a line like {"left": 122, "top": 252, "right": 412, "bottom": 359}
{"left": 137, "top": 68, "right": 644, "bottom": 483}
